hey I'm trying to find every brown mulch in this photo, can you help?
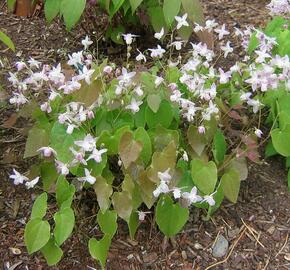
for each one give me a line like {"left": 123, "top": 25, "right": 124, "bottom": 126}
{"left": 1, "top": 0, "right": 290, "bottom": 269}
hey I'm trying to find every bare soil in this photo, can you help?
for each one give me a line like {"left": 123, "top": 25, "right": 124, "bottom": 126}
{"left": 1, "top": 0, "right": 290, "bottom": 269}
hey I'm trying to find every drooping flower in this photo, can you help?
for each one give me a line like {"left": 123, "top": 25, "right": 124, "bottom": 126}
{"left": 158, "top": 168, "right": 171, "bottom": 183}
{"left": 149, "top": 45, "right": 166, "bottom": 58}
{"left": 122, "top": 33, "right": 139, "bottom": 45}
{"left": 78, "top": 168, "right": 96, "bottom": 185}
{"left": 38, "top": 147, "right": 57, "bottom": 157}
{"left": 74, "top": 134, "right": 97, "bottom": 152}
{"left": 221, "top": 41, "right": 233, "bottom": 58}
{"left": 214, "top": 24, "right": 230, "bottom": 40}
{"left": 203, "top": 194, "right": 216, "bottom": 206}
{"left": 136, "top": 49, "right": 147, "bottom": 62}
{"left": 55, "top": 160, "right": 70, "bottom": 175}
{"left": 254, "top": 128, "right": 263, "bottom": 138}
{"left": 25, "top": 177, "right": 39, "bottom": 189}
{"left": 154, "top": 27, "right": 164, "bottom": 40}
{"left": 182, "top": 187, "right": 202, "bottom": 204}
{"left": 125, "top": 98, "right": 143, "bottom": 114}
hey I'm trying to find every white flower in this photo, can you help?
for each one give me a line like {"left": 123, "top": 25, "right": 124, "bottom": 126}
{"left": 25, "top": 177, "right": 39, "bottom": 189}
{"left": 15, "top": 61, "right": 26, "bottom": 71}
{"left": 66, "top": 124, "right": 77, "bottom": 134}
{"left": 172, "top": 187, "right": 182, "bottom": 199}
{"left": 203, "top": 194, "right": 215, "bottom": 206}
{"left": 214, "top": 24, "right": 230, "bottom": 40}
{"left": 9, "top": 93, "right": 28, "bottom": 105}
{"left": 118, "top": 67, "right": 136, "bottom": 86}
{"left": 38, "top": 147, "right": 57, "bottom": 157}
{"left": 87, "top": 148, "right": 107, "bottom": 163}
{"left": 255, "top": 49, "right": 272, "bottom": 63}
{"left": 205, "top": 19, "right": 218, "bottom": 32}
{"left": 247, "top": 99, "right": 262, "bottom": 113}
{"left": 81, "top": 35, "right": 93, "bottom": 50}
{"left": 154, "top": 76, "right": 164, "bottom": 87}
{"left": 9, "top": 169, "right": 28, "bottom": 185}
{"left": 77, "top": 66, "right": 95, "bottom": 84}
{"left": 149, "top": 45, "right": 166, "bottom": 58}
{"left": 175, "top": 14, "right": 189, "bottom": 29}
{"left": 136, "top": 49, "right": 146, "bottom": 62}
{"left": 67, "top": 51, "right": 83, "bottom": 67}
{"left": 240, "top": 92, "right": 252, "bottom": 101}
{"left": 70, "top": 147, "right": 87, "bottom": 166}
{"left": 28, "top": 57, "right": 41, "bottom": 69}
{"left": 219, "top": 68, "right": 231, "bottom": 84}
{"left": 48, "top": 63, "right": 65, "bottom": 84}
{"left": 254, "top": 128, "right": 263, "bottom": 138}
{"left": 182, "top": 151, "right": 189, "bottom": 162}
{"left": 49, "top": 89, "right": 61, "bottom": 101}
{"left": 122, "top": 33, "right": 139, "bottom": 45}
{"left": 78, "top": 168, "right": 96, "bottom": 185}
{"left": 75, "top": 134, "right": 97, "bottom": 152}
{"left": 182, "top": 187, "right": 202, "bottom": 204}
{"left": 125, "top": 98, "right": 143, "bottom": 114}
{"left": 40, "top": 102, "right": 52, "bottom": 113}
{"left": 221, "top": 41, "right": 233, "bottom": 58}
{"left": 193, "top": 23, "right": 204, "bottom": 32}
{"left": 171, "top": 41, "right": 183, "bottom": 51}
{"left": 153, "top": 180, "right": 170, "bottom": 197}
{"left": 154, "top": 27, "right": 164, "bottom": 40}
{"left": 55, "top": 160, "right": 70, "bottom": 175}
{"left": 198, "top": 126, "right": 206, "bottom": 134}
{"left": 103, "top": 65, "right": 113, "bottom": 74}
{"left": 158, "top": 168, "right": 171, "bottom": 183}
{"left": 137, "top": 211, "right": 151, "bottom": 221}
{"left": 134, "top": 85, "right": 143, "bottom": 96}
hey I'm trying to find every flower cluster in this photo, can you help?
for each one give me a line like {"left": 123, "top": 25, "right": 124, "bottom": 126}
{"left": 267, "top": 0, "right": 290, "bottom": 17}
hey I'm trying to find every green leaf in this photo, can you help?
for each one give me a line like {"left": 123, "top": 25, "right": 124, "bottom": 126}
{"left": 41, "top": 238, "right": 63, "bottom": 266}
{"left": 25, "top": 219, "right": 50, "bottom": 254}
{"left": 112, "top": 191, "right": 132, "bottom": 222}
{"left": 89, "top": 235, "right": 111, "bottom": 269}
{"left": 56, "top": 176, "right": 75, "bottom": 209}
{"left": 119, "top": 131, "right": 143, "bottom": 168}
{"left": 191, "top": 159, "right": 217, "bottom": 194}
{"left": 271, "top": 124, "right": 290, "bottom": 157}
{"left": 60, "top": 0, "right": 86, "bottom": 30}
{"left": 129, "top": 0, "right": 143, "bottom": 13}
{"left": 7, "top": 0, "right": 16, "bottom": 11}
{"left": 156, "top": 195, "right": 189, "bottom": 237}
{"left": 181, "top": 0, "right": 204, "bottom": 25}
{"left": 0, "top": 31, "right": 15, "bottom": 51}
{"left": 220, "top": 169, "right": 240, "bottom": 203}
{"left": 94, "top": 176, "right": 113, "bottom": 212}
{"left": 109, "top": 0, "right": 125, "bottom": 19}
{"left": 54, "top": 208, "right": 75, "bottom": 246}
{"left": 50, "top": 122, "right": 85, "bottom": 163}
{"left": 265, "top": 140, "right": 278, "bottom": 158}
{"left": 288, "top": 169, "right": 290, "bottom": 191}
{"left": 134, "top": 127, "right": 152, "bottom": 165}
{"left": 97, "top": 210, "right": 117, "bottom": 238}
{"left": 137, "top": 170, "right": 156, "bottom": 209}
{"left": 128, "top": 211, "right": 139, "bottom": 239}
{"left": 40, "top": 162, "right": 58, "bottom": 191}
{"left": 145, "top": 100, "right": 173, "bottom": 129}
{"left": 187, "top": 125, "right": 207, "bottom": 156}
{"left": 212, "top": 129, "right": 227, "bottom": 163}
{"left": 148, "top": 6, "right": 167, "bottom": 33}
{"left": 44, "top": 0, "right": 60, "bottom": 23}
{"left": 31, "top": 193, "right": 47, "bottom": 220}
{"left": 163, "top": 0, "right": 181, "bottom": 26}
{"left": 24, "top": 127, "right": 49, "bottom": 158}
{"left": 147, "top": 94, "right": 161, "bottom": 113}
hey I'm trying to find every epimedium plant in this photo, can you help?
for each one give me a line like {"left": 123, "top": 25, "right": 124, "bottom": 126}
{"left": 7, "top": 2, "right": 290, "bottom": 268}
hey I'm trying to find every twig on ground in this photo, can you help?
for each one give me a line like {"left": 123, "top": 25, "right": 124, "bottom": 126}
{"left": 241, "top": 218, "right": 266, "bottom": 249}
{"left": 275, "top": 233, "right": 289, "bottom": 258}
{"left": 205, "top": 226, "right": 246, "bottom": 270}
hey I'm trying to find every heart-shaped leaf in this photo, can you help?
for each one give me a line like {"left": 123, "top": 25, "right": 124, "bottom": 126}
{"left": 89, "top": 235, "right": 111, "bottom": 269}
{"left": 156, "top": 195, "right": 189, "bottom": 237}
{"left": 147, "top": 94, "right": 161, "bottom": 113}
{"left": 191, "top": 159, "right": 217, "bottom": 194}
{"left": 41, "top": 238, "right": 63, "bottom": 266}
{"left": 31, "top": 193, "right": 48, "bottom": 220}
{"left": 271, "top": 124, "right": 290, "bottom": 157}
{"left": 112, "top": 191, "right": 133, "bottom": 222}
{"left": 187, "top": 125, "right": 207, "bottom": 156}
{"left": 220, "top": 169, "right": 240, "bottom": 203}
{"left": 94, "top": 176, "right": 113, "bottom": 212}
{"left": 25, "top": 219, "right": 50, "bottom": 254}
{"left": 119, "top": 131, "right": 143, "bottom": 168}
{"left": 54, "top": 208, "right": 75, "bottom": 246}
{"left": 97, "top": 210, "right": 117, "bottom": 238}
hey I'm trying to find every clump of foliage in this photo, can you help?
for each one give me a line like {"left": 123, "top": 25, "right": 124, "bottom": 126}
{"left": 6, "top": 1, "right": 290, "bottom": 268}
{"left": 43, "top": 0, "right": 204, "bottom": 43}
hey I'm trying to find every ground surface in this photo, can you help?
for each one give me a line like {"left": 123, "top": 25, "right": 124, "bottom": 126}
{"left": 1, "top": 0, "right": 290, "bottom": 269}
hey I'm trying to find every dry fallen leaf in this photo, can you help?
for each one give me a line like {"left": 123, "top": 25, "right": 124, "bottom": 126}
{"left": 284, "top": 253, "right": 290, "bottom": 261}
